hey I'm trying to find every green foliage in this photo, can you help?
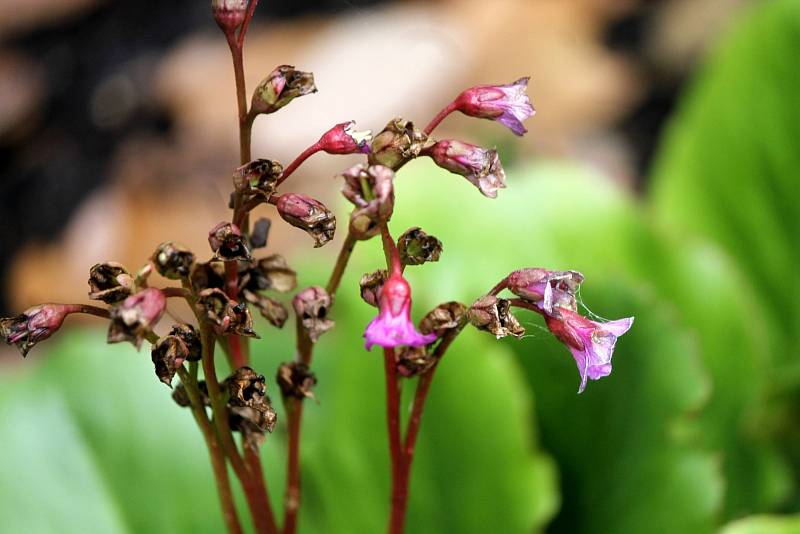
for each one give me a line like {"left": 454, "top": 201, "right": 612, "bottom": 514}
{"left": 721, "top": 515, "right": 800, "bottom": 534}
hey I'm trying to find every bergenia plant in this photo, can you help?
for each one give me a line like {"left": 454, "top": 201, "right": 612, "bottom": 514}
{"left": 0, "top": 2, "right": 634, "bottom": 533}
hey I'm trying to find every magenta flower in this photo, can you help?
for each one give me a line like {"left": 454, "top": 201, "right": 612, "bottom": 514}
{"left": 318, "top": 121, "right": 372, "bottom": 155}
{"left": 506, "top": 268, "right": 584, "bottom": 314}
{"left": 544, "top": 307, "right": 634, "bottom": 393}
{"left": 454, "top": 77, "right": 535, "bottom": 136}
{"left": 425, "top": 140, "right": 506, "bottom": 198}
{"left": 364, "top": 272, "right": 437, "bottom": 350}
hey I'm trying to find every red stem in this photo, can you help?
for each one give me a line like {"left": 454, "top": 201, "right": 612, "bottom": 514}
{"left": 282, "top": 399, "right": 303, "bottom": 534}
{"left": 423, "top": 101, "right": 458, "bottom": 136}
{"left": 237, "top": 0, "right": 260, "bottom": 48}
{"left": 276, "top": 143, "right": 322, "bottom": 187}
{"left": 383, "top": 348, "right": 406, "bottom": 534}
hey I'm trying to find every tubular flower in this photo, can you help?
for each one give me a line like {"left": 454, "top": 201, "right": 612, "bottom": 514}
{"left": 544, "top": 307, "right": 634, "bottom": 393}
{"left": 506, "top": 268, "right": 584, "bottom": 314}
{"left": 425, "top": 140, "right": 506, "bottom": 198}
{"left": 318, "top": 121, "right": 372, "bottom": 154}
{"left": 454, "top": 77, "right": 535, "bottom": 136}
{"left": 364, "top": 272, "right": 437, "bottom": 350}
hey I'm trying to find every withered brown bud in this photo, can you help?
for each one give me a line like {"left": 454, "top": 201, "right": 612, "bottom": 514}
{"left": 275, "top": 193, "right": 336, "bottom": 248}
{"left": 339, "top": 164, "right": 395, "bottom": 240}
{"left": 151, "top": 242, "right": 195, "bottom": 280}
{"left": 251, "top": 65, "right": 317, "bottom": 115}
{"left": 190, "top": 261, "right": 226, "bottom": 292}
{"left": 368, "top": 118, "right": 433, "bottom": 170}
{"left": 172, "top": 381, "right": 209, "bottom": 408}
{"left": 396, "top": 346, "right": 436, "bottom": 377}
{"left": 208, "top": 221, "right": 252, "bottom": 262}
{"left": 151, "top": 335, "right": 189, "bottom": 387}
{"left": 277, "top": 362, "right": 317, "bottom": 400}
{"left": 212, "top": 0, "right": 247, "bottom": 33}
{"left": 242, "top": 290, "right": 288, "bottom": 328}
{"left": 398, "top": 227, "right": 442, "bottom": 266}
{"left": 292, "top": 286, "right": 334, "bottom": 342}
{"left": 250, "top": 217, "right": 271, "bottom": 249}
{"left": 233, "top": 159, "right": 282, "bottom": 200}
{"left": 88, "top": 262, "right": 134, "bottom": 304}
{"left": 359, "top": 269, "right": 387, "bottom": 308}
{"left": 419, "top": 301, "right": 467, "bottom": 337}
{"left": 107, "top": 288, "right": 167, "bottom": 349}
{"left": 225, "top": 367, "right": 277, "bottom": 451}
{"left": 240, "top": 255, "right": 297, "bottom": 293}
{"left": 169, "top": 323, "right": 202, "bottom": 361}
{"left": 467, "top": 295, "right": 525, "bottom": 339}
{"left": 195, "top": 288, "right": 257, "bottom": 338}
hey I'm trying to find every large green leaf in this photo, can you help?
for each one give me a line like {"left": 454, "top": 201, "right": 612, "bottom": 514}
{"left": 721, "top": 514, "right": 800, "bottom": 534}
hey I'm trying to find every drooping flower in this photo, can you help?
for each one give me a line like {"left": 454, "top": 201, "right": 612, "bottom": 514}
{"left": 364, "top": 272, "right": 437, "bottom": 350}
{"left": 0, "top": 304, "right": 73, "bottom": 357}
{"left": 208, "top": 222, "right": 252, "bottom": 261}
{"left": 293, "top": 286, "right": 334, "bottom": 342}
{"left": 544, "top": 307, "right": 634, "bottom": 393}
{"left": 274, "top": 193, "right": 336, "bottom": 247}
{"left": 454, "top": 77, "right": 535, "bottom": 136}
{"left": 506, "top": 268, "right": 584, "bottom": 314}
{"left": 318, "top": 121, "right": 372, "bottom": 154}
{"left": 251, "top": 65, "right": 317, "bottom": 115}
{"left": 88, "top": 262, "right": 134, "bottom": 304}
{"left": 338, "top": 164, "right": 395, "bottom": 240}
{"left": 424, "top": 139, "right": 506, "bottom": 198}
{"left": 107, "top": 288, "right": 167, "bottom": 349}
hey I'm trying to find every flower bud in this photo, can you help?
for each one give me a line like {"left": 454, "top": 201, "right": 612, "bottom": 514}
{"left": 151, "top": 335, "right": 190, "bottom": 387}
{"left": 419, "top": 301, "right": 467, "bottom": 337}
{"left": 506, "top": 268, "right": 584, "bottom": 314}
{"left": 1, "top": 304, "right": 72, "bottom": 357}
{"left": 368, "top": 118, "right": 432, "bottom": 170}
{"left": 169, "top": 323, "right": 202, "bottom": 362}
{"left": 208, "top": 221, "right": 252, "bottom": 261}
{"left": 467, "top": 295, "right": 524, "bottom": 339}
{"left": 275, "top": 193, "right": 336, "bottom": 248}
{"left": 233, "top": 159, "right": 283, "bottom": 201}
{"left": 250, "top": 217, "right": 272, "bottom": 249}
{"left": 225, "top": 367, "right": 277, "bottom": 450}
{"left": 425, "top": 139, "right": 506, "bottom": 198}
{"left": 292, "top": 286, "right": 334, "bottom": 342}
{"left": 251, "top": 65, "right": 317, "bottom": 115}
{"left": 151, "top": 242, "right": 195, "bottom": 280}
{"left": 212, "top": 0, "right": 247, "bottom": 33}
{"left": 277, "top": 361, "right": 317, "bottom": 400}
{"left": 240, "top": 255, "right": 297, "bottom": 293}
{"left": 338, "top": 164, "right": 395, "bottom": 240}
{"left": 359, "top": 269, "right": 387, "bottom": 308}
{"left": 107, "top": 288, "right": 167, "bottom": 349}
{"left": 397, "top": 227, "right": 442, "bottom": 266}
{"left": 195, "top": 288, "right": 257, "bottom": 338}
{"left": 88, "top": 262, "right": 134, "bottom": 304}
{"left": 242, "top": 290, "right": 288, "bottom": 328}
{"left": 318, "top": 121, "right": 372, "bottom": 154}
{"left": 453, "top": 77, "right": 535, "bottom": 136}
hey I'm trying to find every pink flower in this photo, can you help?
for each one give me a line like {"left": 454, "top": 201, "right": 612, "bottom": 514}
{"left": 544, "top": 307, "right": 634, "bottom": 393}
{"left": 364, "top": 272, "right": 437, "bottom": 350}
{"left": 425, "top": 140, "right": 506, "bottom": 198}
{"left": 318, "top": 121, "right": 372, "bottom": 154}
{"left": 0, "top": 304, "right": 71, "bottom": 357}
{"left": 454, "top": 77, "right": 535, "bottom": 136}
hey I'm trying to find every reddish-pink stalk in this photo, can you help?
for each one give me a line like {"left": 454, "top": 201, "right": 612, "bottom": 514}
{"left": 423, "top": 101, "right": 458, "bottom": 135}
{"left": 276, "top": 143, "right": 322, "bottom": 187}
{"left": 383, "top": 348, "right": 406, "bottom": 534}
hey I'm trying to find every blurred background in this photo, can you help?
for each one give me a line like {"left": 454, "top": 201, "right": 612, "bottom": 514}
{"left": 1, "top": 0, "right": 798, "bottom": 533}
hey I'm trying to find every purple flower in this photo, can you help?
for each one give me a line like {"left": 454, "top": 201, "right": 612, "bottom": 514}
{"left": 318, "top": 121, "right": 372, "bottom": 155}
{"left": 454, "top": 77, "right": 535, "bottom": 136}
{"left": 544, "top": 307, "right": 633, "bottom": 393}
{"left": 364, "top": 272, "right": 437, "bottom": 350}
{"left": 425, "top": 140, "right": 506, "bottom": 198}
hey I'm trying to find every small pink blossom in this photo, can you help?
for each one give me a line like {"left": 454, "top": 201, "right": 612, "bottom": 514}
{"left": 454, "top": 77, "right": 535, "bottom": 136}
{"left": 318, "top": 121, "right": 372, "bottom": 154}
{"left": 364, "top": 272, "right": 437, "bottom": 350}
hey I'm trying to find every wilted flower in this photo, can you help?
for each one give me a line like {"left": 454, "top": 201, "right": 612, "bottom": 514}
{"left": 208, "top": 222, "right": 252, "bottom": 262}
{"left": 318, "top": 121, "right": 372, "bottom": 154}
{"left": 190, "top": 261, "right": 226, "bottom": 292}
{"left": 169, "top": 323, "right": 202, "bottom": 362}
{"left": 364, "top": 272, "right": 437, "bottom": 350}
{"left": 242, "top": 290, "right": 288, "bottom": 328}
{"left": 250, "top": 217, "right": 272, "bottom": 249}
{"left": 398, "top": 227, "right": 442, "bottom": 266}
{"left": 225, "top": 367, "right": 277, "bottom": 451}
{"left": 396, "top": 345, "right": 435, "bottom": 377}
{"left": 88, "top": 262, "right": 134, "bottom": 304}
{"left": 419, "top": 301, "right": 467, "bottom": 337}
{"left": 424, "top": 140, "right": 506, "bottom": 198}
{"left": 339, "top": 164, "right": 395, "bottom": 239}
{"left": 368, "top": 118, "right": 432, "bottom": 170}
{"left": 359, "top": 269, "right": 387, "bottom": 308}
{"left": 212, "top": 0, "right": 247, "bottom": 32}
{"left": 293, "top": 286, "right": 334, "bottom": 342}
{"left": 0, "top": 304, "right": 73, "bottom": 357}
{"left": 151, "top": 335, "right": 190, "bottom": 387}
{"left": 239, "top": 254, "right": 297, "bottom": 293}
{"left": 233, "top": 159, "right": 283, "bottom": 201}
{"left": 506, "top": 268, "right": 584, "bottom": 314}
{"left": 151, "top": 242, "right": 195, "bottom": 280}
{"left": 544, "top": 307, "right": 634, "bottom": 393}
{"left": 195, "top": 288, "right": 257, "bottom": 337}
{"left": 251, "top": 65, "right": 317, "bottom": 115}
{"left": 107, "top": 288, "right": 167, "bottom": 349}
{"left": 467, "top": 295, "right": 525, "bottom": 339}
{"left": 454, "top": 77, "right": 534, "bottom": 136}
{"left": 276, "top": 361, "right": 317, "bottom": 400}
{"left": 275, "top": 193, "right": 335, "bottom": 248}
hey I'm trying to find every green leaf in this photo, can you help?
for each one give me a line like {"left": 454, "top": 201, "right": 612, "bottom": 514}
{"left": 720, "top": 514, "right": 800, "bottom": 534}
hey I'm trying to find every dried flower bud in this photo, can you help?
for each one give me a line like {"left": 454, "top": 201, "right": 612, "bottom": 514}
{"left": 467, "top": 295, "right": 524, "bottom": 339}
{"left": 240, "top": 255, "right": 297, "bottom": 293}
{"left": 251, "top": 65, "right": 317, "bottom": 115}
{"left": 88, "top": 262, "right": 134, "bottom": 304}
{"left": 195, "top": 288, "right": 257, "bottom": 337}
{"left": 173, "top": 380, "right": 209, "bottom": 408}
{"left": 368, "top": 118, "right": 433, "bottom": 170}
{"left": 292, "top": 286, "right": 334, "bottom": 342}
{"left": 151, "top": 242, "right": 195, "bottom": 280}
{"left": 1, "top": 304, "right": 72, "bottom": 357}
{"left": 339, "top": 164, "right": 395, "bottom": 240}
{"left": 250, "top": 218, "right": 271, "bottom": 249}
{"left": 242, "top": 290, "right": 288, "bottom": 328}
{"left": 225, "top": 367, "right": 277, "bottom": 450}
{"left": 190, "top": 261, "right": 226, "bottom": 292}
{"left": 506, "top": 268, "right": 584, "bottom": 314}
{"left": 277, "top": 362, "right": 317, "bottom": 400}
{"left": 212, "top": 0, "right": 247, "bottom": 33}
{"left": 208, "top": 221, "right": 252, "bottom": 262}
{"left": 425, "top": 140, "right": 506, "bottom": 198}
{"left": 453, "top": 77, "right": 535, "bottom": 136}
{"left": 396, "top": 346, "right": 435, "bottom": 377}
{"left": 359, "top": 269, "right": 387, "bottom": 308}
{"left": 233, "top": 159, "right": 282, "bottom": 200}
{"left": 108, "top": 288, "right": 167, "bottom": 349}
{"left": 318, "top": 121, "right": 372, "bottom": 154}
{"left": 275, "top": 193, "right": 336, "bottom": 248}
{"left": 419, "top": 301, "right": 467, "bottom": 337}
{"left": 397, "top": 227, "right": 442, "bottom": 266}
{"left": 169, "top": 323, "right": 202, "bottom": 362}
{"left": 151, "top": 335, "right": 189, "bottom": 387}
